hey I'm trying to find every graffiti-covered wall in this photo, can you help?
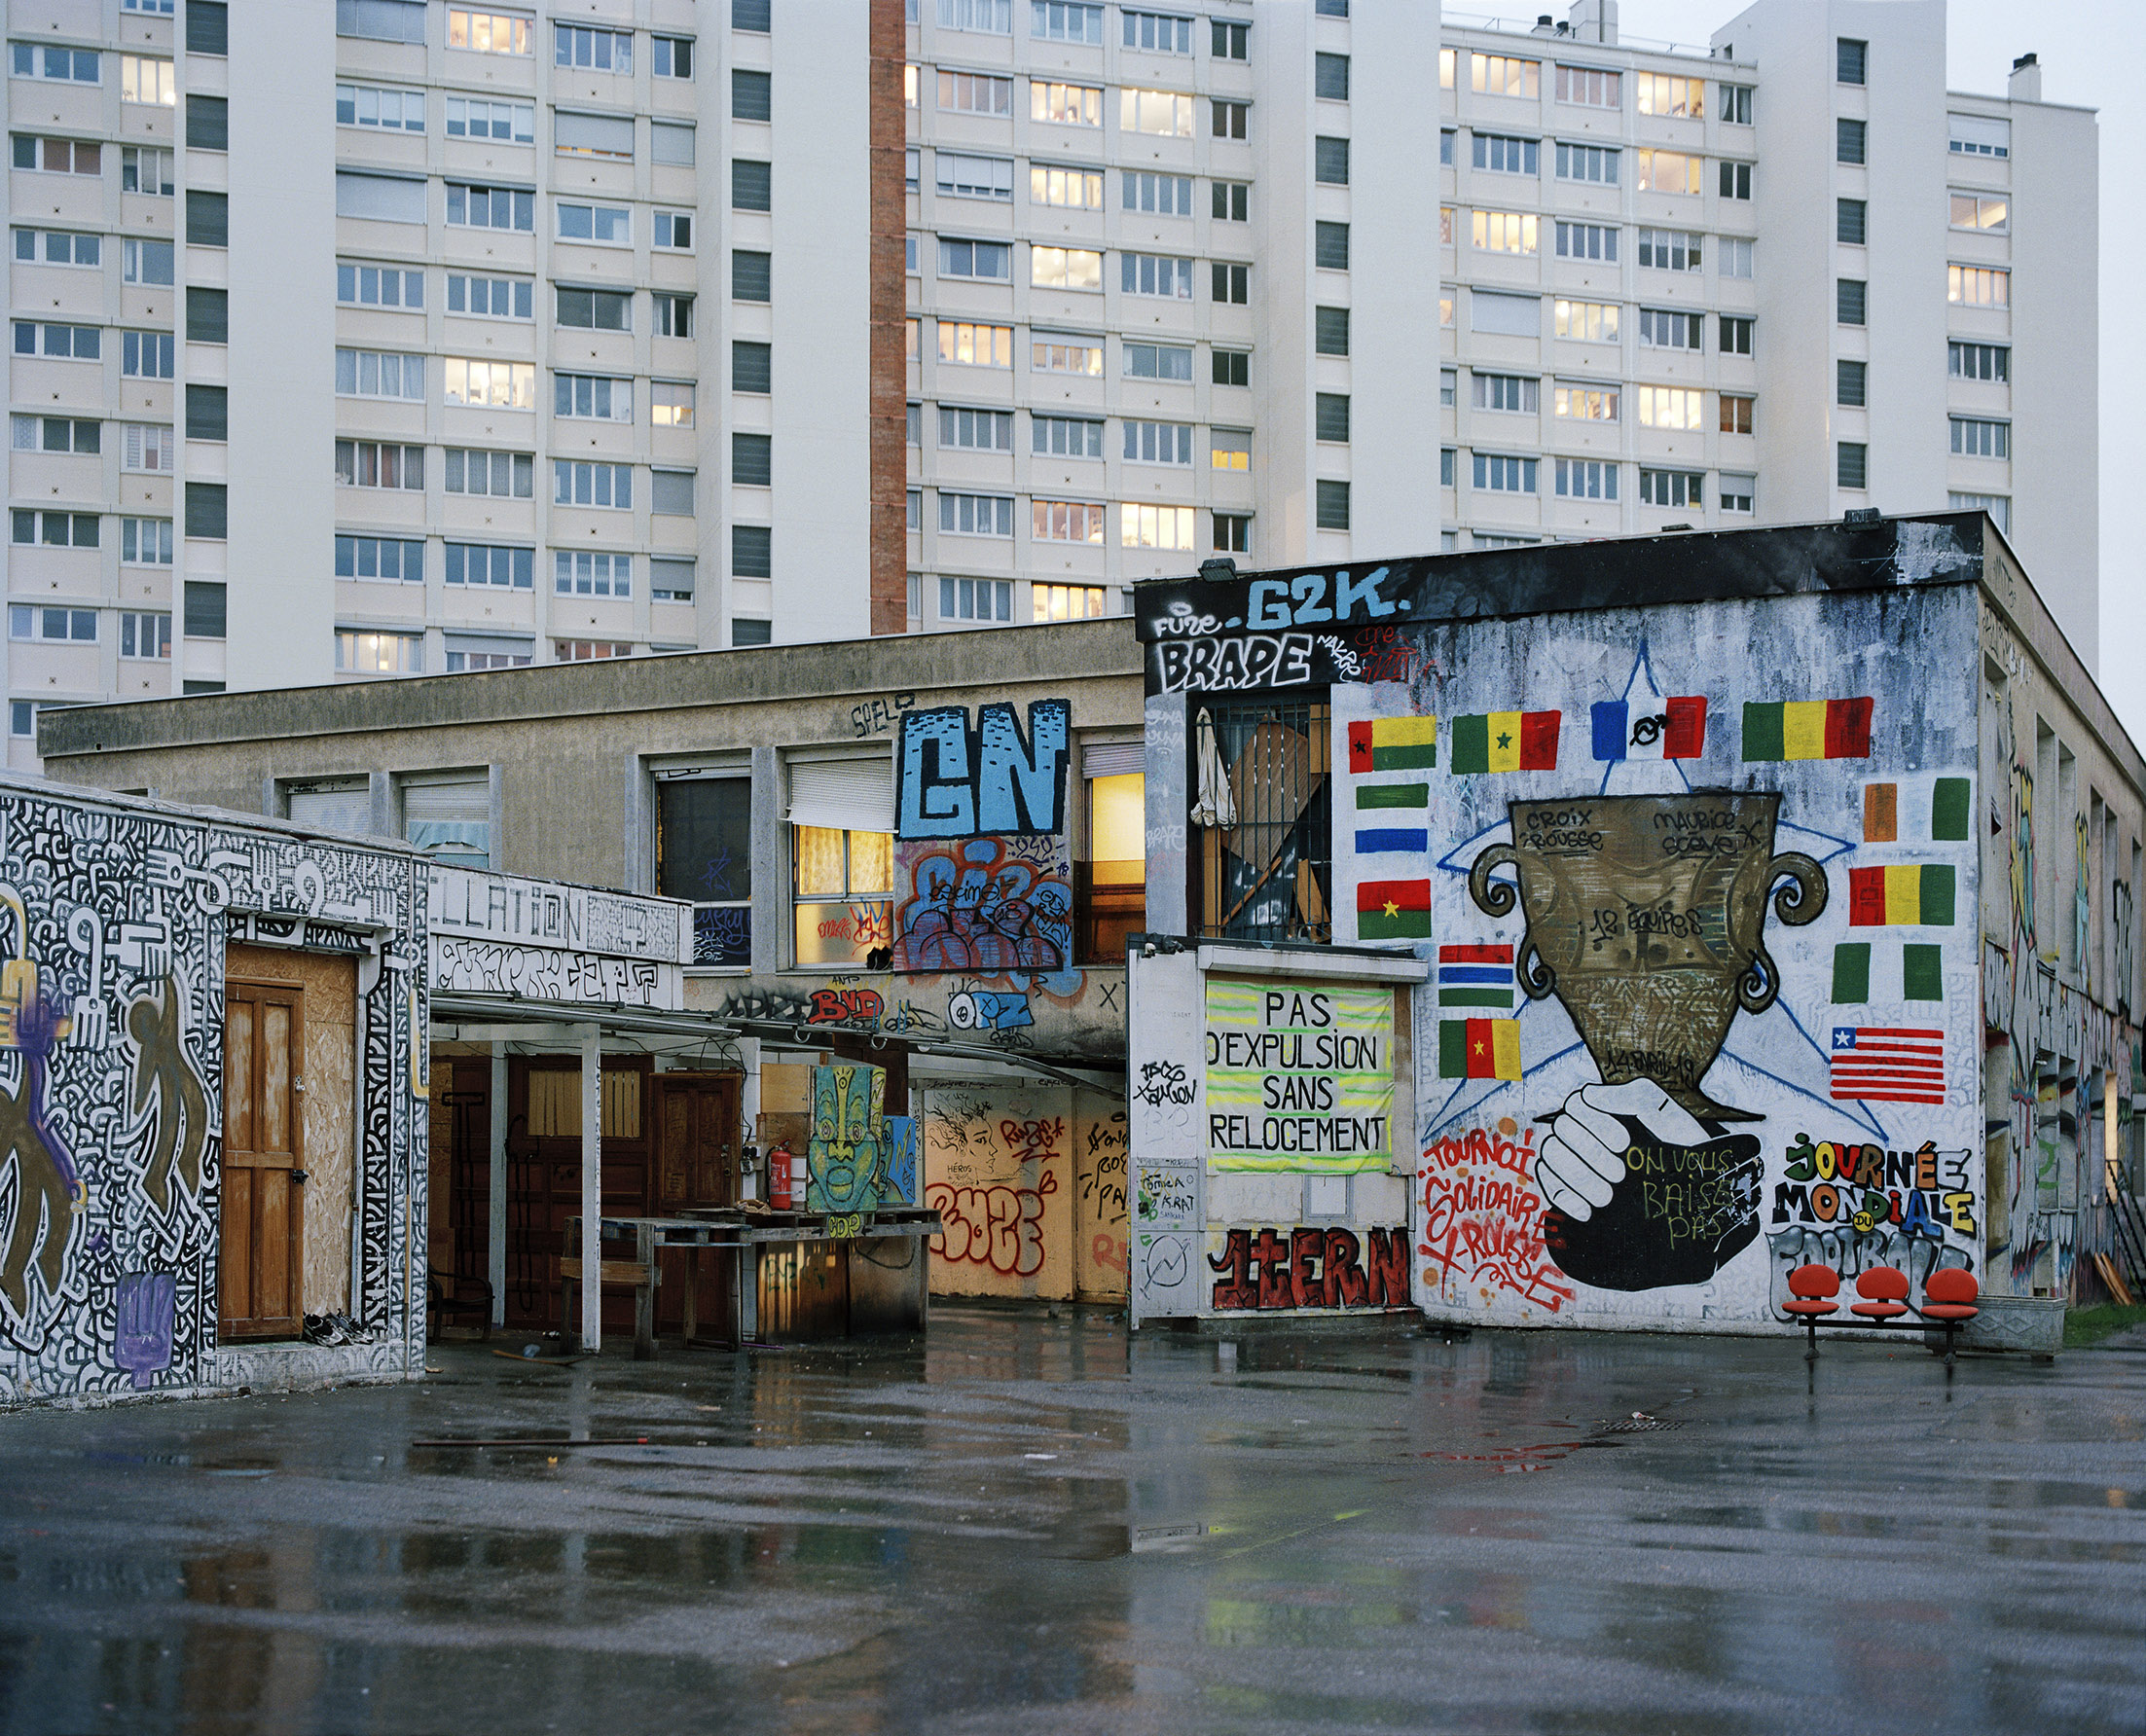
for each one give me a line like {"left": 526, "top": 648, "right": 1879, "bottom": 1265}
{"left": 0, "top": 779, "right": 425, "bottom": 1406}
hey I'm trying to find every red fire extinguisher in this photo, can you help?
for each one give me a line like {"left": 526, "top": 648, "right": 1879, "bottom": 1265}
{"left": 768, "top": 1141, "right": 792, "bottom": 1211}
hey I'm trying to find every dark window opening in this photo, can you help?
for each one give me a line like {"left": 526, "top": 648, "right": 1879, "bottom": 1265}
{"left": 1193, "top": 699, "right": 1331, "bottom": 944}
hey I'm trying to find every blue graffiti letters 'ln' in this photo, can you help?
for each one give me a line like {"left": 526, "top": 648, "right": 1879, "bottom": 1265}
{"left": 896, "top": 700, "right": 1071, "bottom": 839}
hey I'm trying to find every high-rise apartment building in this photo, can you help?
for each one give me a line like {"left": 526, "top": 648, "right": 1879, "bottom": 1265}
{"left": 3, "top": 0, "right": 2101, "bottom": 772}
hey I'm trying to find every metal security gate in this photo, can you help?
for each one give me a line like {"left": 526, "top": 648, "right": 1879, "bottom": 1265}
{"left": 1192, "top": 699, "right": 1331, "bottom": 943}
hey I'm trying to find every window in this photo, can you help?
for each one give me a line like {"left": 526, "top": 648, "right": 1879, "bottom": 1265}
{"left": 1472, "top": 374, "right": 1537, "bottom": 414}
{"left": 1032, "top": 416, "right": 1103, "bottom": 461}
{"left": 940, "top": 238, "right": 1012, "bottom": 281}
{"left": 653, "top": 35, "right": 693, "bottom": 78}
{"left": 1718, "top": 82, "right": 1754, "bottom": 125}
{"left": 651, "top": 559, "right": 694, "bottom": 601}
{"left": 125, "top": 0, "right": 175, "bottom": 12}
{"left": 1719, "top": 161, "right": 1752, "bottom": 200}
{"left": 337, "top": 348, "right": 424, "bottom": 401}
{"left": 1032, "top": 81, "right": 1101, "bottom": 126}
{"left": 11, "top": 416, "right": 99, "bottom": 454}
{"left": 939, "top": 406, "right": 1013, "bottom": 452}
{"left": 1033, "top": 500, "right": 1105, "bottom": 543}
{"left": 340, "top": 0, "right": 425, "bottom": 42}
{"left": 1556, "top": 64, "right": 1619, "bottom": 107}
{"left": 1124, "top": 421, "right": 1192, "bottom": 465}
{"left": 1474, "top": 133, "right": 1540, "bottom": 176}
{"left": 446, "top": 96, "right": 534, "bottom": 140}
{"left": 1473, "top": 211, "right": 1539, "bottom": 255}
{"left": 334, "top": 535, "right": 424, "bottom": 582}
{"left": 1837, "top": 359, "right": 1866, "bottom": 406}
{"left": 938, "top": 152, "right": 1013, "bottom": 201}
{"left": 1949, "top": 342, "right": 2009, "bottom": 382}
{"left": 555, "top": 551, "right": 632, "bottom": 597}
{"left": 185, "top": 190, "right": 229, "bottom": 248}
{"left": 1120, "top": 88, "right": 1194, "bottom": 137}
{"left": 1213, "top": 348, "right": 1249, "bottom": 387}
{"left": 554, "top": 459, "right": 633, "bottom": 509}
{"left": 654, "top": 294, "right": 693, "bottom": 339}
{"left": 1947, "top": 492, "right": 2010, "bottom": 533}
{"left": 119, "top": 423, "right": 169, "bottom": 469}
{"left": 446, "top": 543, "right": 534, "bottom": 589}
{"left": 1716, "top": 236, "right": 1755, "bottom": 279}
{"left": 1837, "top": 38, "right": 1867, "bottom": 85}
{"left": 554, "top": 112, "right": 634, "bottom": 163}
{"left": 554, "top": 640, "right": 633, "bottom": 663}
{"left": 1462, "top": 290, "right": 1533, "bottom": 337}
{"left": 1469, "top": 54, "right": 1538, "bottom": 100}
{"left": 1213, "top": 18, "right": 1248, "bottom": 58}
{"left": 731, "top": 159, "right": 772, "bottom": 211}
{"left": 1837, "top": 279, "right": 1867, "bottom": 325}
{"left": 448, "top": 184, "right": 535, "bottom": 232}
{"left": 337, "top": 264, "right": 423, "bottom": 312}
{"left": 647, "top": 469, "right": 694, "bottom": 516}
{"left": 1548, "top": 147, "right": 1619, "bottom": 193}
{"left": 1123, "top": 10, "right": 1190, "bottom": 53}
{"left": 1948, "top": 266, "right": 2009, "bottom": 307}
{"left": 1554, "top": 221, "right": 1618, "bottom": 262}
{"left": 1440, "top": 129, "right": 1454, "bottom": 165}
{"left": 1635, "top": 73, "right": 1702, "bottom": 118}
{"left": 557, "top": 287, "right": 632, "bottom": 332}
{"left": 555, "top": 23, "right": 630, "bottom": 71}
{"left": 1639, "top": 307, "right": 1702, "bottom": 350}
{"left": 734, "top": 68, "right": 773, "bottom": 121}
{"left": 1634, "top": 150, "right": 1700, "bottom": 197}
{"left": 733, "top": 251, "right": 772, "bottom": 302}
{"left": 1125, "top": 170, "right": 1195, "bottom": 215}
{"left": 13, "top": 322, "right": 100, "bottom": 361}
{"left": 651, "top": 122, "right": 694, "bottom": 166}
{"left": 1312, "top": 223, "right": 1349, "bottom": 271}
{"left": 1316, "top": 52, "right": 1350, "bottom": 100}
{"left": 939, "top": 492, "right": 1015, "bottom": 537}
{"left": 336, "top": 442, "right": 422, "bottom": 489}
{"left": 1034, "top": 165, "right": 1104, "bottom": 208}
{"left": 1212, "top": 262, "right": 1249, "bottom": 304}
{"left": 789, "top": 770, "right": 894, "bottom": 965}
{"left": 733, "top": 344, "right": 772, "bottom": 396}
{"left": 1720, "top": 394, "right": 1754, "bottom": 435}
{"left": 1316, "top": 307, "right": 1349, "bottom": 356}
{"left": 337, "top": 631, "right": 421, "bottom": 676}
{"left": 1033, "top": 2, "right": 1104, "bottom": 44}
{"left": 733, "top": 524, "right": 772, "bottom": 577}
{"left": 938, "top": 576, "right": 1011, "bottom": 622}
{"left": 1636, "top": 228, "right": 1699, "bottom": 271}
{"left": 9, "top": 606, "right": 96, "bottom": 643}
{"left": 1837, "top": 443, "right": 1867, "bottom": 489}
{"left": 122, "top": 518, "right": 172, "bottom": 564}
{"left": 184, "top": 483, "right": 226, "bottom": 539}
{"left": 186, "top": 94, "right": 229, "bottom": 151}
{"left": 119, "top": 612, "right": 171, "bottom": 661}
{"left": 1555, "top": 457, "right": 1618, "bottom": 500}
{"left": 1553, "top": 382, "right": 1619, "bottom": 421}
{"left": 941, "top": 321, "right": 1013, "bottom": 367}
{"left": 1949, "top": 115, "right": 2010, "bottom": 160}
{"left": 557, "top": 202, "right": 630, "bottom": 245}
{"left": 1122, "top": 252, "right": 1195, "bottom": 299}
{"left": 13, "top": 229, "right": 101, "bottom": 268}
{"left": 337, "top": 85, "right": 424, "bottom": 134}
{"left": 655, "top": 775, "right": 751, "bottom": 963}
{"left": 654, "top": 211, "right": 693, "bottom": 250}
{"left": 11, "top": 44, "right": 99, "bottom": 82}
{"left": 11, "top": 510, "right": 98, "bottom": 548}
{"left": 1034, "top": 334, "right": 1102, "bottom": 374}
{"left": 1950, "top": 416, "right": 2010, "bottom": 459}
{"left": 122, "top": 331, "right": 177, "bottom": 379}
{"left": 1123, "top": 342, "right": 1192, "bottom": 380}
{"left": 444, "top": 272, "right": 528, "bottom": 320}
{"left": 188, "top": 288, "right": 228, "bottom": 344}
{"left": 1837, "top": 118, "right": 1866, "bottom": 166}
{"left": 1315, "top": 480, "right": 1352, "bottom": 529}
{"left": 1122, "top": 503, "right": 1197, "bottom": 550}
{"left": 1473, "top": 453, "right": 1538, "bottom": 494}
{"left": 1215, "top": 513, "right": 1250, "bottom": 553}
{"left": 450, "top": 8, "right": 532, "bottom": 53}
{"left": 1719, "top": 315, "right": 1754, "bottom": 356}
{"left": 444, "top": 449, "right": 533, "bottom": 497}
{"left": 1212, "top": 100, "right": 1248, "bottom": 140}
{"left": 1214, "top": 427, "right": 1253, "bottom": 469}
{"left": 119, "top": 239, "right": 175, "bottom": 287}
{"left": 1036, "top": 584, "right": 1108, "bottom": 625}
{"left": 444, "top": 637, "right": 533, "bottom": 673}
{"left": 14, "top": 137, "right": 101, "bottom": 176}
{"left": 443, "top": 357, "right": 534, "bottom": 409}
{"left": 1950, "top": 192, "right": 2009, "bottom": 233}
{"left": 1638, "top": 468, "right": 1701, "bottom": 509}
{"left": 941, "top": 0, "right": 1012, "bottom": 31}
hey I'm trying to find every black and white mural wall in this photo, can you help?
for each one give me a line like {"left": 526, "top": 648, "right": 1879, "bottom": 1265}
{"left": 0, "top": 783, "right": 424, "bottom": 1405}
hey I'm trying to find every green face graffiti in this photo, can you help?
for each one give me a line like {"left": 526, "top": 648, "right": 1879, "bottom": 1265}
{"left": 806, "top": 1064, "right": 888, "bottom": 1213}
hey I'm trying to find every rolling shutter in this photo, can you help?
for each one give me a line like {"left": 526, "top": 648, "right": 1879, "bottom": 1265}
{"left": 787, "top": 757, "right": 892, "bottom": 834}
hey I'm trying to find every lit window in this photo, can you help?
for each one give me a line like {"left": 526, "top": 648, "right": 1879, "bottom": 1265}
{"left": 1554, "top": 300, "right": 1619, "bottom": 343}
{"left": 1947, "top": 266, "right": 2009, "bottom": 307}
{"left": 1554, "top": 65, "right": 1619, "bottom": 108}
{"left": 1034, "top": 583, "right": 1107, "bottom": 621}
{"left": 1121, "top": 504, "right": 1196, "bottom": 550}
{"left": 448, "top": 9, "right": 532, "bottom": 54}
{"left": 1635, "top": 149, "right": 1701, "bottom": 195}
{"left": 1472, "top": 54, "right": 1539, "bottom": 98}
{"left": 1031, "top": 82, "right": 1101, "bottom": 126}
{"left": 1636, "top": 385, "right": 1704, "bottom": 430}
{"left": 1554, "top": 383, "right": 1619, "bottom": 421}
{"left": 938, "top": 322, "right": 1013, "bottom": 367}
{"left": 336, "top": 631, "right": 422, "bottom": 674}
{"left": 1473, "top": 210, "right": 1538, "bottom": 254}
{"left": 1634, "top": 73, "right": 1703, "bottom": 117}
{"left": 1213, "top": 429, "right": 1252, "bottom": 470}
{"left": 1032, "top": 501, "right": 1105, "bottom": 543}
{"left": 1033, "top": 165, "right": 1104, "bottom": 208}
{"left": 1950, "top": 192, "right": 2008, "bottom": 233}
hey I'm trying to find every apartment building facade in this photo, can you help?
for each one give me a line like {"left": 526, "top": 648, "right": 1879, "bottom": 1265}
{"left": 4, "top": 0, "right": 2103, "bottom": 774}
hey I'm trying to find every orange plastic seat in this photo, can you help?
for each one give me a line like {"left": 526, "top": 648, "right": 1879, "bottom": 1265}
{"left": 1849, "top": 1265, "right": 1910, "bottom": 1320}
{"left": 1782, "top": 1264, "right": 1840, "bottom": 1316}
{"left": 1919, "top": 1266, "right": 1980, "bottom": 1320}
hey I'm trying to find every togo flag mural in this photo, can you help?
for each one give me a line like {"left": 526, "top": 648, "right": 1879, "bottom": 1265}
{"left": 1205, "top": 979, "right": 1394, "bottom": 1174}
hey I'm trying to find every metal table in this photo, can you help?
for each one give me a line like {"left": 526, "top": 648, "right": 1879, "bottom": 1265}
{"left": 561, "top": 1208, "right": 943, "bottom": 1358}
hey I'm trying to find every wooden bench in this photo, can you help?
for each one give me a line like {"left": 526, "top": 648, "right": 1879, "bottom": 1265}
{"left": 1785, "top": 1263, "right": 1982, "bottom": 1366}
{"left": 560, "top": 1255, "right": 659, "bottom": 1358}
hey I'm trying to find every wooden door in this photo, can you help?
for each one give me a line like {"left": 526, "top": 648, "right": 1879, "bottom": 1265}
{"left": 221, "top": 978, "right": 305, "bottom": 1340}
{"left": 651, "top": 1073, "right": 740, "bottom": 1212}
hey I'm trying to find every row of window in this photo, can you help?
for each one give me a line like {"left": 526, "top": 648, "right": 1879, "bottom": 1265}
{"left": 916, "top": 405, "right": 1280, "bottom": 458}
{"left": 329, "top": 538, "right": 694, "bottom": 599}
{"left": 11, "top": 138, "right": 177, "bottom": 193}
{"left": 336, "top": 2, "right": 698, "bottom": 74}
{"left": 334, "top": 441, "right": 717, "bottom": 500}
{"left": 8, "top": 603, "right": 170, "bottom": 657}
{"left": 1446, "top": 212, "right": 1757, "bottom": 275}
{"left": 913, "top": 156, "right": 1277, "bottom": 211}
{"left": 912, "top": 309, "right": 1357, "bottom": 369}
{"left": 1439, "top": 51, "right": 1751, "bottom": 125}
{"left": 1441, "top": 452, "right": 1756, "bottom": 514}
{"left": 338, "top": 173, "right": 701, "bottom": 246}
{"left": 913, "top": 235, "right": 1255, "bottom": 300}
{"left": 929, "top": 0, "right": 1253, "bottom": 63}
{"left": 914, "top": 67, "right": 1253, "bottom": 140}
{"left": 1440, "top": 377, "right": 1756, "bottom": 433}
{"left": 912, "top": 491, "right": 1274, "bottom": 549}
{"left": 1444, "top": 130, "right": 1755, "bottom": 200}
{"left": 1462, "top": 293, "right": 1755, "bottom": 352}
{"left": 340, "top": 88, "right": 709, "bottom": 155}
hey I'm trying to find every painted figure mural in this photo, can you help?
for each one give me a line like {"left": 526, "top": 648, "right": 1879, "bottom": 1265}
{"left": 805, "top": 1063, "right": 915, "bottom": 1213}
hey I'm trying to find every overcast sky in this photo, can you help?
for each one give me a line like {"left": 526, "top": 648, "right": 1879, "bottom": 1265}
{"left": 1610, "top": 1, "right": 2140, "bottom": 741}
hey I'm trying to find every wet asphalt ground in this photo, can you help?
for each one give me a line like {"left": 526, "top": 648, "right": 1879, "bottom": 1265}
{"left": 0, "top": 1308, "right": 2142, "bottom": 1736}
